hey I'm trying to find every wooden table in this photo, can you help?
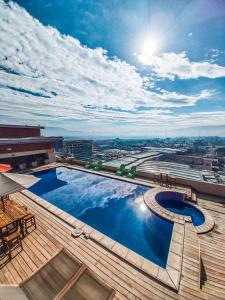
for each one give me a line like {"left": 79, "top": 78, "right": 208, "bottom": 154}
{"left": 3, "top": 205, "right": 28, "bottom": 238}
{"left": 0, "top": 210, "right": 14, "bottom": 250}
{"left": 0, "top": 210, "right": 12, "bottom": 230}
{"left": 0, "top": 196, "right": 7, "bottom": 211}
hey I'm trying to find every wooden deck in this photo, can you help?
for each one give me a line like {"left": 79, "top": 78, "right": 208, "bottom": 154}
{"left": 0, "top": 218, "right": 62, "bottom": 285}
{"left": 0, "top": 189, "right": 225, "bottom": 299}
{"left": 198, "top": 194, "right": 225, "bottom": 300}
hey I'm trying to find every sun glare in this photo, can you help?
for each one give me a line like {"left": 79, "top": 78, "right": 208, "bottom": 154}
{"left": 142, "top": 38, "right": 158, "bottom": 57}
{"left": 139, "top": 202, "right": 147, "bottom": 212}
{"left": 137, "top": 36, "right": 159, "bottom": 64}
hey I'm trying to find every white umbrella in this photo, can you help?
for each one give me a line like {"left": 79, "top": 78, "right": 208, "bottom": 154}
{"left": 0, "top": 172, "right": 40, "bottom": 210}
{"left": 2, "top": 173, "right": 40, "bottom": 190}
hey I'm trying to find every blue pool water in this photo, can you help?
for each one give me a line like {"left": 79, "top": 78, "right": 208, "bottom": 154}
{"left": 156, "top": 192, "right": 205, "bottom": 226}
{"left": 30, "top": 167, "right": 173, "bottom": 268}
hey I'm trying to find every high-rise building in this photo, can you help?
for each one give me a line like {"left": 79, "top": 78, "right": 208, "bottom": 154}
{"left": 63, "top": 140, "right": 93, "bottom": 161}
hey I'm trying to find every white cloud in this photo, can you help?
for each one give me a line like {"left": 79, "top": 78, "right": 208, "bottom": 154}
{"left": 138, "top": 51, "right": 225, "bottom": 80}
{"left": 188, "top": 32, "right": 192, "bottom": 37}
{"left": 0, "top": 1, "right": 223, "bottom": 137}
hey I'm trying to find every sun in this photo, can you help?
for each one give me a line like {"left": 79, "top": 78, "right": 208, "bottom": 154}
{"left": 137, "top": 36, "right": 159, "bottom": 64}
{"left": 141, "top": 38, "right": 158, "bottom": 57}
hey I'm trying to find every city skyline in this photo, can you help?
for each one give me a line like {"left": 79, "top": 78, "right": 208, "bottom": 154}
{"left": 0, "top": 0, "right": 225, "bottom": 137}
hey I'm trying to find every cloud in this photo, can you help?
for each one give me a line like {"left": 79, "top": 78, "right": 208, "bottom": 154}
{"left": 0, "top": 3, "right": 214, "bottom": 115}
{"left": 0, "top": 1, "right": 223, "bottom": 137}
{"left": 187, "top": 32, "right": 192, "bottom": 37}
{"left": 137, "top": 51, "right": 225, "bottom": 80}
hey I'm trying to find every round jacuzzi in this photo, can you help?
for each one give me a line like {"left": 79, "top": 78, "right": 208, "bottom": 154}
{"left": 155, "top": 191, "right": 205, "bottom": 226}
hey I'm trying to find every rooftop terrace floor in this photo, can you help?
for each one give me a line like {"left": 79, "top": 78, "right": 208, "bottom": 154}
{"left": 1, "top": 164, "right": 225, "bottom": 299}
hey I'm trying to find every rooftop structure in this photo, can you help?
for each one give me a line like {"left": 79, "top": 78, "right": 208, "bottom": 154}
{"left": 130, "top": 151, "right": 162, "bottom": 159}
{"left": 137, "top": 160, "right": 203, "bottom": 181}
{"left": 105, "top": 157, "right": 221, "bottom": 182}
{"left": 142, "top": 146, "right": 187, "bottom": 154}
{"left": 104, "top": 156, "right": 138, "bottom": 168}
{"left": 104, "top": 149, "right": 223, "bottom": 183}
{"left": 0, "top": 124, "right": 44, "bottom": 129}
{"left": 0, "top": 124, "right": 44, "bottom": 138}
{"left": 0, "top": 124, "right": 62, "bottom": 170}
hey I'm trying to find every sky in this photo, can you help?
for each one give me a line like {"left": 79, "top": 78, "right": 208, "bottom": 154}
{"left": 0, "top": 0, "right": 225, "bottom": 138}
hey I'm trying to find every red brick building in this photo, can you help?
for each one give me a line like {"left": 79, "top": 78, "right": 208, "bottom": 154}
{"left": 0, "top": 124, "right": 63, "bottom": 170}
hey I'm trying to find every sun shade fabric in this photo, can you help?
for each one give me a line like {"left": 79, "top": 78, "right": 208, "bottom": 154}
{"left": 3, "top": 173, "right": 40, "bottom": 189}
{"left": 0, "top": 164, "right": 12, "bottom": 172}
{"left": 0, "top": 173, "right": 40, "bottom": 197}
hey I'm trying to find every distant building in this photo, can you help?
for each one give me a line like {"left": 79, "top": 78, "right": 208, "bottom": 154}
{"left": 63, "top": 140, "right": 93, "bottom": 161}
{"left": 0, "top": 124, "right": 63, "bottom": 170}
{"left": 54, "top": 139, "right": 64, "bottom": 154}
{"left": 174, "top": 155, "right": 218, "bottom": 171}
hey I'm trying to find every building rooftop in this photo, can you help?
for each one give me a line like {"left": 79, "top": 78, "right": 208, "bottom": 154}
{"left": 0, "top": 136, "right": 63, "bottom": 145}
{"left": 131, "top": 151, "right": 162, "bottom": 159}
{"left": 142, "top": 146, "right": 186, "bottom": 154}
{"left": 104, "top": 156, "right": 138, "bottom": 168}
{"left": 0, "top": 124, "right": 45, "bottom": 129}
{"left": 105, "top": 157, "right": 203, "bottom": 181}
{"left": 137, "top": 160, "right": 203, "bottom": 181}
{"left": 63, "top": 139, "right": 93, "bottom": 143}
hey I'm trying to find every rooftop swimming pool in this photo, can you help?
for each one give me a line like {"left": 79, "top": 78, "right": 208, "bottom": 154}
{"left": 156, "top": 191, "right": 205, "bottom": 226}
{"left": 30, "top": 167, "right": 173, "bottom": 268}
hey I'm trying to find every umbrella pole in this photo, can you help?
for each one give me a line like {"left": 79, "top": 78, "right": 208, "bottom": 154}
{"left": 0, "top": 196, "right": 5, "bottom": 211}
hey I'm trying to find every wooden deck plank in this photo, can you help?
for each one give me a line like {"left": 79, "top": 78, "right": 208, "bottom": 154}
{"left": 197, "top": 194, "right": 225, "bottom": 299}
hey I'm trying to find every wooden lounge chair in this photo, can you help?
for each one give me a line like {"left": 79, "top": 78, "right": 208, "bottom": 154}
{"left": 54, "top": 268, "right": 116, "bottom": 300}
{"left": 154, "top": 173, "right": 160, "bottom": 183}
{"left": 160, "top": 173, "right": 168, "bottom": 186}
{"left": 20, "top": 249, "right": 115, "bottom": 300}
{"left": 168, "top": 176, "right": 176, "bottom": 188}
{"left": 0, "top": 286, "right": 28, "bottom": 300}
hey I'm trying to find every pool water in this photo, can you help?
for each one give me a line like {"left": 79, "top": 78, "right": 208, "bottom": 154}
{"left": 30, "top": 167, "right": 173, "bottom": 268}
{"left": 156, "top": 192, "right": 205, "bottom": 226}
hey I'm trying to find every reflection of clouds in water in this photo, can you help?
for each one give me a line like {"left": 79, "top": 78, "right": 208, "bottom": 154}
{"left": 52, "top": 168, "right": 143, "bottom": 214}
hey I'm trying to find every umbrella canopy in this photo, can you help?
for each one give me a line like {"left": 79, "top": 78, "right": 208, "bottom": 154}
{"left": 0, "top": 164, "right": 12, "bottom": 172}
{"left": 0, "top": 172, "right": 40, "bottom": 198}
